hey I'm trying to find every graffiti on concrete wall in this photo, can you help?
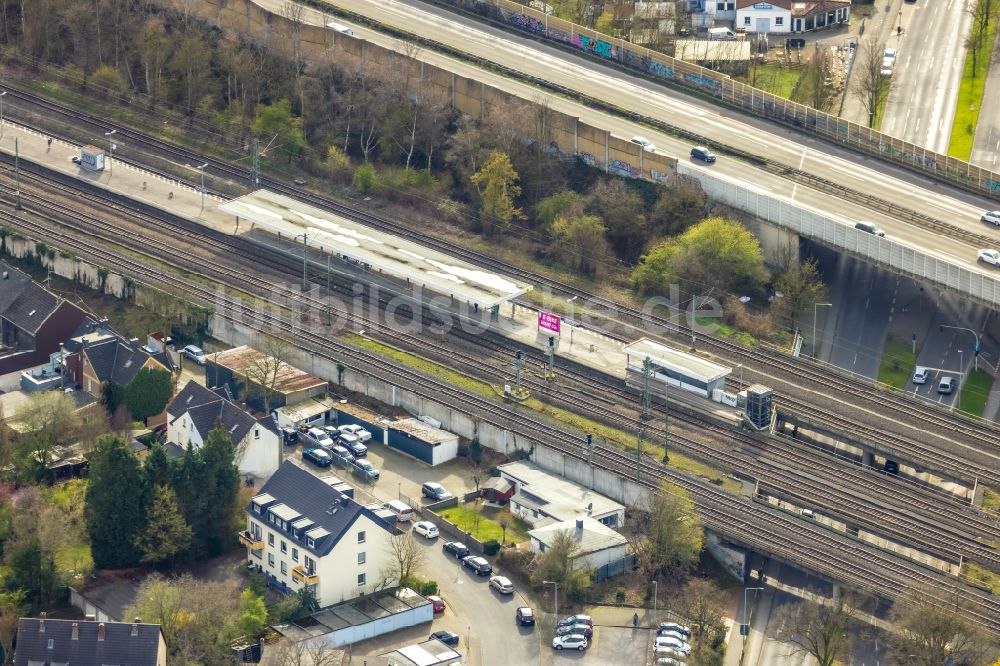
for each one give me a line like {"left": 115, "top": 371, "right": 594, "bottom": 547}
{"left": 650, "top": 170, "right": 671, "bottom": 183}
{"left": 508, "top": 13, "right": 545, "bottom": 33}
{"left": 574, "top": 33, "right": 617, "bottom": 59}
{"left": 649, "top": 61, "right": 676, "bottom": 80}
{"left": 685, "top": 73, "right": 720, "bottom": 93}
{"left": 547, "top": 28, "right": 572, "bottom": 44}
{"left": 578, "top": 152, "right": 598, "bottom": 167}
{"left": 608, "top": 159, "right": 641, "bottom": 178}
{"left": 989, "top": 181, "right": 1000, "bottom": 192}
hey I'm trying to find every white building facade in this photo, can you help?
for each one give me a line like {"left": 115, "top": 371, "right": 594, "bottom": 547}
{"left": 735, "top": 0, "right": 793, "bottom": 33}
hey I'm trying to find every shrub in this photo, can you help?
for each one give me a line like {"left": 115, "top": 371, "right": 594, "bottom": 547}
{"left": 352, "top": 163, "right": 378, "bottom": 193}
{"left": 417, "top": 579, "right": 439, "bottom": 596}
{"left": 483, "top": 539, "right": 501, "bottom": 556}
{"left": 615, "top": 587, "right": 626, "bottom": 603}
{"left": 90, "top": 65, "right": 127, "bottom": 102}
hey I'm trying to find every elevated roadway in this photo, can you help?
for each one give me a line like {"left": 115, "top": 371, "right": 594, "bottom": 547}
{"left": 287, "top": 0, "right": 1000, "bottom": 277}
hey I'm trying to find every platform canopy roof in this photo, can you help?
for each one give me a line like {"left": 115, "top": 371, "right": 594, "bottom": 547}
{"left": 219, "top": 190, "right": 532, "bottom": 310}
{"left": 623, "top": 337, "right": 731, "bottom": 383}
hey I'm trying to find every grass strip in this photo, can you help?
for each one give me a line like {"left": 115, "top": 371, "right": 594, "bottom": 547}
{"left": 948, "top": 19, "right": 998, "bottom": 159}
{"left": 957, "top": 367, "right": 994, "bottom": 418}
{"left": 876, "top": 336, "right": 917, "bottom": 390}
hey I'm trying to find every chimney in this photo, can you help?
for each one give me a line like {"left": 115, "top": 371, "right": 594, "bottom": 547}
{"left": 129, "top": 337, "right": 139, "bottom": 349}
{"left": 340, "top": 494, "right": 350, "bottom": 507}
{"left": 576, "top": 519, "right": 584, "bottom": 531}
{"left": 131, "top": 620, "right": 140, "bottom": 637}
{"left": 71, "top": 623, "right": 79, "bottom": 640}
{"left": 2, "top": 271, "right": 7, "bottom": 279}
{"left": 98, "top": 623, "right": 106, "bottom": 641}
{"left": 84, "top": 614, "right": 96, "bottom": 622}
{"left": 39, "top": 612, "right": 46, "bottom": 633}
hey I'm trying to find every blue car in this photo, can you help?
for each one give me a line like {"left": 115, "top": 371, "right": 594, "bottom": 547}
{"left": 302, "top": 448, "right": 332, "bottom": 467}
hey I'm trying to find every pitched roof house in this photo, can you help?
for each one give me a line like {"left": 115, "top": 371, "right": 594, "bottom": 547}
{"left": 167, "top": 379, "right": 280, "bottom": 479}
{"left": 14, "top": 616, "right": 167, "bottom": 666}
{"left": 241, "top": 462, "right": 397, "bottom": 607}
{"left": 61, "top": 323, "right": 175, "bottom": 399}
{"left": 0, "top": 261, "right": 89, "bottom": 375}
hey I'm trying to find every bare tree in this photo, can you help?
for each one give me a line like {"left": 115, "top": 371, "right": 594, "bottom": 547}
{"left": 852, "top": 37, "right": 893, "bottom": 128}
{"left": 887, "top": 588, "right": 994, "bottom": 666}
{"left": 772, "top": 588, "right": 870, "bottom": 666}
{"left": 674, "top": 578, "right": 728, "bottom": 659}
{"left": 966, "top": 0, "right": 998, "bottom": 77}
{"left": 382, "top": 532, "right": 426, "bottom": 587}
{"left": 267, "top": 639, "right": 341, "bottom": 666}
{"left": 796, "top": 45, "right": 838, "bottom": 111}
{"left": 240, "top": 334, "right": 300, "bottom": 416}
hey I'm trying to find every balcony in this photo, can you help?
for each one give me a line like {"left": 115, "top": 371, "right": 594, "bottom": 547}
{"left": 292, "top": 565, "right": 319, "bottom": 585}
{"left": 238, "top": 530, "right": 265, "bottom": 551}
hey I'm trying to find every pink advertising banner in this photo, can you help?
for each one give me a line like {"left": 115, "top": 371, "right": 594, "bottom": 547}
{"left": 538, "top": 311, "right": 561, "bottom": 334}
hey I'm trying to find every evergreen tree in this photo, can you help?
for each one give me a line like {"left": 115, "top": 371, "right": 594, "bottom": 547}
{"left": 84, "top": 435, "right": 147, "bottom": 569}
{"left": 5, "top": 539, "right": 60, "bottom": 611}
{"left": 235, "top": 589, "right": 268, "bottom": 638}
{"left": 199, "top": 427, "right": 240, "bottom": 557}
{"left": 143, "top": 443, "right": 173, "bottom": 488}
{"left": 175, "top": 444, "right": 209, "bottom": 556}
{"left": 123, "top": 368, "right": 173, "bottom": 424}
{"left": 134, "top": 485, "right": 192, "bottom": 565}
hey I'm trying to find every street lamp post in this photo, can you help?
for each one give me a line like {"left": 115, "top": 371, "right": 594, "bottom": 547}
{"left": 652, "top": 580, "right": 658, "bottom": 617}
{"left": 104, "top": 129, "right": 117, "bottom": 178}
{"left": 294, "top": 233, "right": 309, "bottom": 291}
{"left": 940, "top": 324, "right": 981, "bottom": 370}
{"left": 736, "top": 363, "right": 744, "bottom": 388}
{"left": 955, "top": 350, "right": 965, "bottom": 411}
{"left": 740, "top": 586, "right": 765, "bottom": 665}
{"left": 195, "top": 162, "right": 208, "bottom": 212}
{"left": 0, "top": 91, "right": 7, "bottom": 139}
{"left": 543, "top": 580, "right": 559, "bottom": 620}
{"left": 567, "top": 295, "right": 578, "bottom": 348}
{"left": 813, "top": 303, "right": 832, "bottom": 359}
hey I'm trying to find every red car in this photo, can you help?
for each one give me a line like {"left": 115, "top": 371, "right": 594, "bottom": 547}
{"left": 427, "top": 595, "right": 446, "bottom": 613}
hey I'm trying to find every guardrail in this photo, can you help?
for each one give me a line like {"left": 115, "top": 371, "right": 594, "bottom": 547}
{"left": 437, "top": 0, "right": 1000, "bottom": 199}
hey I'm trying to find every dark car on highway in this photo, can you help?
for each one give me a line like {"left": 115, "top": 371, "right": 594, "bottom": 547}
{"left": 430, "top": 630, "right": 460, "bottom": 646}
{"left": 690, "top": 146, "right": 717, "bottom": 163}
{"left": 444, "top": 541, "right": 470, "bottom": 559}
{"left": 461, "top": 555, "right": 492, "bottom": 576}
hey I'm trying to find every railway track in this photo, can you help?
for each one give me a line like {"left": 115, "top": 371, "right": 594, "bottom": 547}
{"left": 6, "top": 160, "right": 1000, "bottom": 582}
{"left": 5, "top": 176, "right": 1000, "bottom": 637}
{"left": 5, "top": 84, "right": 999, "bottom": 458}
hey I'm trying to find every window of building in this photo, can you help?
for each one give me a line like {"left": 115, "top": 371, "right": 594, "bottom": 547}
{"left": 357, "top": 573, "right": 366, "bottom": 586}
{"left": 281, "top": 541, "right": 287, "bottom": 554}
{"left": 252, "top": 503, "right": 260, "bottom": 514}
{"left": 775, "top": 16, "right": 784, "bottom": 25}
{"left": 268, "top": 553, "right": 274, "bottom": 567}
{"left": 305, "top": 555, "right": 315, "bottom": 572}
{"left": 358, "top": 531, "right": 366, "bottom": 544}
{"left": 268, "top": 533, "right": 274, "bottom": 546}
{"left": 281, "top": 561, "right": 287, "bottom": 575}
{"left": 358, "top": 552, "right": 366, "bottom": 565}
{"left": 307, "top": 537, "right": 315, "bottom": 548}
{"left": 716, "top": 2, "right": 725, "bottom": 9}
{"left": 254, "top": 428, "right": 259, "bottom": 440}
{"left": 292, "top": 547, "right": 299, "bottom": 562}
{"left": 744, "top": 15, "right": 751, "bottom": 24}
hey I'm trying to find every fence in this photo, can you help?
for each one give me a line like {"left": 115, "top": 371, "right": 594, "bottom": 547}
{"left": 691, "top": 164, "right": 1000, "bottom": 307}
{"left": 442, "top": 0, "right": 1000, "bottom": 199}
{"left": 420, "top": 504, "right": 489, "bottom": 555}
{"left": 594, "top": 554, "right": 638, "bottom": 582}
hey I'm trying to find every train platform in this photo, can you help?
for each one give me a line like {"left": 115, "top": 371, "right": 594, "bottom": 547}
{"left": 0, "top": 118, "right": 740, "bottom": 424}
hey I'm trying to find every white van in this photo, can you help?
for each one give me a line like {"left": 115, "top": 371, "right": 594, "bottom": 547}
{"left": 327, "top": 22, "right": 354, "bottom": 36}
{"left": 384, "top": 500, "right": 415, "bottom": 522}
{"left": 708, "top": 27, "right": 737, "bottom": 41}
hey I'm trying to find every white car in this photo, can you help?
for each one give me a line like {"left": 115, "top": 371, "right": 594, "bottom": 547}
{"left": 982, "top": 210, "right": 1000, "bottom": 226}
{"left": 912, "top": 367, "right": 929, "bottom": 384}
{"left": 552, "top": 634, "right": 588, "bottom": 651}
{"left": 883, "top": 47, "right": 897, "bottom": 61}
{"left": 182, "top": 345, "right": 206, "bottom": 365}
{"left": 978, "top": 249, "right": 1000, "bottom": 266}
{"left": 305, "top": 427, "right": 335, "bottom": 448}
{"left": 489, "top": 575, "right": 514, "bottom": 594}
{"left": 413, "top": 521, "right": 439, "bottom": 539}
{"left": 630, "top": 136, "right": 656, "bottom": 152}
{"left": 338, "top": 424, "right": 371, "bottom": 442}
{"left": 654, "top": 636, "right": 691, "bottom": 655}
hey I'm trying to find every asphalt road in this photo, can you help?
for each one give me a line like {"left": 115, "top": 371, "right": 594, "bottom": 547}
{"left": 881, "top": 0, "right": 972, "bottom": 152}
{"left": 244, "top": 0, "right": 1000, "bottom": 278}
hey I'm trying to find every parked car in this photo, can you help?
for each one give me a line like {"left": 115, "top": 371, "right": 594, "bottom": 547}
{"left": 978, "top": 248, "right": 1000, "bottom": 266}
{"left": 337, "top": 431, "right": 368, "bottom": 457}
{"left": 443, "top": 541, "right": 470, "bottom": 559}
{"left": 353, "top": 459, "right": 380, "bottom": 482}
{"left": 654, "top": 636, "right": 691, "bottom": 655}
{"left": 785, "top": 37, "right": 805, "bottom": 48}
{"left": 516, "top": 607, "right": 535, "bottom": 626}
{"left": 912, "top": 367, "right": 930, "bottom": 385}
{"left": 430, "top": 630, "right": 460, "bottom": 646}
{"left": 328, "top": 445, "right": 355, "bottom": 464}
{"left": 338, "top": 423, "right": 372, "bottom": 442}
{"left": 280, "top": 427, "right": 299, "bottom": 446}
{"left": 427, "top": 595, "right": 446, "bottom": 613}
{"left": 690, "top": 146, "right": 716, "bottom": 163}
{"left": 938, "top": 376, "right": 956, "bottom": 394}
{"left": 982, "top": 210, "right": 1000, "bottom": 226}
{"left": 422, "top": 481, "right": 454, "bottom": 501}
{"left": 461, "top": 555, "right": 493, "bottom": 576}
{"left": 657, "top": 659, "right": 686, "bottom": 666}
{"left": 413, "top": 521, "right": 439, "bottom": 539}
{"left": 656, "top": 623, "right": 692, "bottom": 639}
{"left": 71, "top": 155, "right": 81, "bottom": 164}
{"left": 489, "top": 576, "right": 514, "bottom": 594}
{"left": 552, "top": 634, "right": 588, "bottom": 651}
{"left": 630, "top": 136, "right": 656, "bottom": 152}
{"left": 182, "top": 345, "right": 206, "bottom": 365}
{"left": 855, "top": 221, "right": 885, "bottom": 237}
{"left": 304, "top": 427, "right": 335, "bottom": 449}
{"left": 302, "top": 448, "right": 332, "bottom": 468}
{"left": 556, "top": 615, "right": 593, "bottom": 628}
{"left": 555, "top": 624, "right": 593, "bottom": 638}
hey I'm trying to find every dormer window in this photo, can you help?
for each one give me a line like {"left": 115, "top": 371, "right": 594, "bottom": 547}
{"left": 252, "top": 503, "right": 261, "bottom": 514}
{"left": 306, "top": 537, "right": 315, "bottom": 548}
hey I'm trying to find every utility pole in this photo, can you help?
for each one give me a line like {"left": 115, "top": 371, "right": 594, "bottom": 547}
{"left": 636, "top": 425, "right": 644, "bottom": 482}
{"left": 251, "top": 138, "right": 261, "bottom": 187}
{"left": 14, "top": 137, "right": 21, "bottom": 210}
{"left": 514, "top": 350, "right": 524, "bottom": 396}
{"left": 662, "top": 384, "right": 670, "bottom": 463}
{"left": 586, "top": 433, "right": 594, "bottom": 466}
{"left": 641, "top": 356, "right": 653, "bottom": 420}
{"left": 546, "top": 336, "right": 556, "bottom": 380}
{"left": 295, "top": 233, "right": 309, "bottom": 291}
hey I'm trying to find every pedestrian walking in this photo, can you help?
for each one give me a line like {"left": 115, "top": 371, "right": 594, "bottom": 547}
{"left": 632, "top": 612, "right": 639, "bottom": 627}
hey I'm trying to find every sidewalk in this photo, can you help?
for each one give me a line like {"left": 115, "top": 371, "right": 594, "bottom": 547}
{"left": 840, "top": 0, "right": 909, "bottom": 126}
